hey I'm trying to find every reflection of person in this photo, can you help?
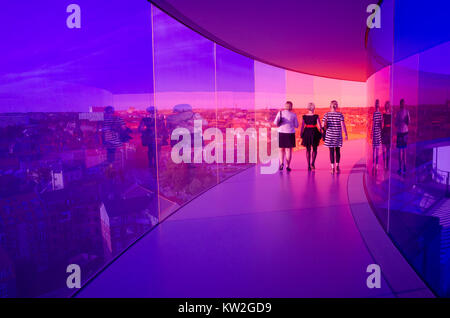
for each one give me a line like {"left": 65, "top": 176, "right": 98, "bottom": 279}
{"left": 372, "top": 100, "right": 382, "bottom": 174}
{"left": 138, "top": 106, "right": 157, "bottom": 172}
{"left": 395, "top": 99, "right": 410, "bottom": 174}
{"left": 273, "top": 101, "right": 299, "bottom": 172}
{"left": 102, "top": 106, "right": 126, "bottom": 165}
{"left": 300, "top": 103, "right": 323, "bottom": 171}
{"left": 323, "top": 100, "right": 348, "bottom": 174}
{"left": 381, "top": 101, "right": 392, "bottom": 170}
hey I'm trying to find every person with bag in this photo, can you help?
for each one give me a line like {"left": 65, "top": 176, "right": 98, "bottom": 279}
{"left": 395, "top": 98, "right": 410, "bottom": 175}
{"left": 322, "top": 100, "right": 348, "bottom": 174}
{"left": 300, "top": 103, "right": 323, "bottom": 171}
{"left": 273, "top": 101, "right": 299, "bottom": 172}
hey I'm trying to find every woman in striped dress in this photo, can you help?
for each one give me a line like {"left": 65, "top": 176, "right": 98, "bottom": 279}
{"left": 372, "top": 100, "right": 383, "bottom": 174}
{"left": 102, "top": 106, "right": 126, "bottom": 165}
{"left": 300, "top": 102, "right": 323, "bottom": 171}
{"left": 322, "top": 100, "right": 348, "bottom": 174}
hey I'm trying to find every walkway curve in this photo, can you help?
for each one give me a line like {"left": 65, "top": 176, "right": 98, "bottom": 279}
{"left": 75, "top": 139, "right": 404, "bottom": 297}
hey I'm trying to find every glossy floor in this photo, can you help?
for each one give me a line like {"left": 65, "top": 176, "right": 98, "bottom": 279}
{"left": 75, "top": 139, "right": 396, "bottom": 297}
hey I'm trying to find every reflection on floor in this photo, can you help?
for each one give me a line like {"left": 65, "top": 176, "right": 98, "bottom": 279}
{"left": 75, "top": 139, "right": 398, "bottom": 297}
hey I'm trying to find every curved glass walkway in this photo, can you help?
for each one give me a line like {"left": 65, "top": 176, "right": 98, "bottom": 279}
{"left": 74, "top": 139, "right": 431, "bottom": 297}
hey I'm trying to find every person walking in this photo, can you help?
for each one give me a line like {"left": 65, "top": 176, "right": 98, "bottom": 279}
{"left": 372, "top": 100, "right": 383, "bottom": 174}
{"left": 139, "top": 106, "right": 158, "bottom": 173}
{"left": 322, "top": 100, "right": 348, "bottom": 174}
{"left": 273, "top": 101, "right": 299, "bottom": 172}
{"left": 395, "top": 99, "right": 410, "bottom": 174}
{"left": 102, "top": 106, "right": 126, "bottom": 166}
{"left": 300, "top": 102, "right": 323, "bottom": 171}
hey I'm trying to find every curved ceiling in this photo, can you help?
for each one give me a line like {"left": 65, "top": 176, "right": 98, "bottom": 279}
{"left": 150, "top": 0, "right": 373, "bottom": 82}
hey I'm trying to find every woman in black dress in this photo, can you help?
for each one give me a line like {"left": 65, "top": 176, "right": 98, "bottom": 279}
{"left": 381, "top": 101, "right": 392, "bottom": 170}
{"left": 300, "top": 103, "right": 323, "bottom": 171}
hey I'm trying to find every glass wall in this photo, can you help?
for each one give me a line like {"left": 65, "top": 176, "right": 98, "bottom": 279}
{"left": 151, "top": 5, "right": 217, "bottom": 221}
{"left": 365, "top": 0, "right": 450, "bottom": 297}
{"left": 364, "top": 0, "right": 394, "bottom": 231}
{"left": 0, "top": 1, "right": 369, "bottom": 298}
{"left": 0, "top": 1, "right": 155, "bottom": 297}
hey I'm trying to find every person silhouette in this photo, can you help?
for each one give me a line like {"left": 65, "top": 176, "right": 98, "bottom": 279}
{"left": 273, "top": 101, "right": 299, "bottom": 172}
{"left": 381, "top": 101, "right": 392, "bottom": 170}
{"left": 139, "top": 106, "right": 158, "bottom": 172}
{"left": 102, "top": 106, "right": 126, "bottom": 166}
{"left": 300, "top": 103, "right": 323, "bottom": 171}
{"left": 395, "top": 99, "right": 410, "bottom": 174}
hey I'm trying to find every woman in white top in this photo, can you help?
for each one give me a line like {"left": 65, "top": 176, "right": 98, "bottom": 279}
{"left": 273, "top": 101, "right": 299, "bottom": 172}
